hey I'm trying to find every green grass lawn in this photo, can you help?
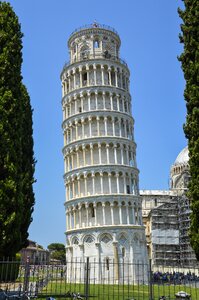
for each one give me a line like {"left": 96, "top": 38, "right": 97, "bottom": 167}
{"left": 37, "top": 280, "right": 199, "bottom": 300}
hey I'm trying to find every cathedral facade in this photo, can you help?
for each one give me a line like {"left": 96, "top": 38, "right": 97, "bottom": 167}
{"left": 61, "top": 23, "right": 148, "bottom": 282}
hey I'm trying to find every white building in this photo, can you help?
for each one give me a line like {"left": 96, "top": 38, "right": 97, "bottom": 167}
{"left": 141, "top": 146, "right": 198, "bottom": 267}
{"left": 61, "top": 23, "right": 148, "bottom": 282}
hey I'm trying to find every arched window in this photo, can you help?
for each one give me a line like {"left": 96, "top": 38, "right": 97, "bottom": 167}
{"left": 91, "top": 206, "right": 95, "bottom": 217}
{"left": 101, "top": 234, "right": 112, "bottom": 244}
{"left": 84, "top": 235, "right": 94, "bottom": 243}
{"left": 94, "top": 40, "right": 100, "bottom": 48}
{"left": 80, "top": 45, "right": 90, "bottom": 59}
{"left": 73, "top": 237, "right": 79, "bottom": 245}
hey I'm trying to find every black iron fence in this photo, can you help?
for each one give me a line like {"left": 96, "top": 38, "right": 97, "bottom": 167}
{"left": 0, "top": 258, "right": 199, "bottom": 300}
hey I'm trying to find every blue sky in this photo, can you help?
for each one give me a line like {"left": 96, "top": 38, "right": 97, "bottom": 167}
{"left": 8, "top": 0, "right": 186, "bottom": 248}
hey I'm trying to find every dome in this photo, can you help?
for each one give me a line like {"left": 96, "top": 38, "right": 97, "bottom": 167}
{"left": 174, "top": 146, "right": 189, "bottom": 165}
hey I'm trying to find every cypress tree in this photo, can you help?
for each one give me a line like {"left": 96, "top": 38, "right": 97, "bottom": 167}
{"left": 0, "top": 1, "right": 35, "bottom": 257}
{"left": 178, "top": 1, "right": 199, "bottom": 259}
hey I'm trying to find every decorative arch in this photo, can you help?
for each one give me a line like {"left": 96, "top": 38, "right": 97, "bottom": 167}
{"left": 99, "top": 233, "right": 113, "bottom": 244}
{"left": 72, "top": 236, "right": 79, "bottom": 245}
{"left": 83, "top": 234, "right": 95, "bottom": 244}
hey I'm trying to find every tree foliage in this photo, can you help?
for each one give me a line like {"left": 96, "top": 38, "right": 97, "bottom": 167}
{"left": 0, "top": 1, "right": 35, "bottom": 258}
{"left": 178, "top": 1, "right": 199, "bottom": 259}
{"left": 47, "top": 243, "right": 66, "bottom": 263}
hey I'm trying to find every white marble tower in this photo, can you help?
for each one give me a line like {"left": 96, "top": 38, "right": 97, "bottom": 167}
{"left": 61, "top": 23, "right": 148, "bottom": 282}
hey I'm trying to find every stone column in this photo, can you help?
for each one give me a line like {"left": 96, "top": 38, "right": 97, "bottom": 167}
{"left": 101, "top": 65, "right": 104, "bottom": 85}
{"left": 100, "top": 172, "right": 103, "bottom": 194}
{"left": 122, "top": 96, "right": 125, "bottom": 112}
{"left": 130, "top": 241, "right": 135, "bottom": 282}
{"left": 78, "top": 204, "right": 82, "bottom": 228}
{"left": 93, "top": 202, "right": 97, "bottom": 226}
{"left": 89, "top": 116, "right": 92, "bottom": 137}
{"left": 113, "top": 144, "right": 117, "bottom": 164}
{"left": 80, "top": 94, "right": 84, "bottom": 112}
{"left": 69, "top": 102, "right": 72, "bottom": 117}
{"left": 77, "top": 175, "right": 80, "bottom": 197}
{"left": 102, "top": 92, "right": 106, "bottom": 109}
{"left": 95, "top": 92, "right": 98, "bottom": 110}
{"left": 90, "top": 143, "right": 94, "bottom": 164}
{"left": 108, "top": 67, "right": 112, "bottom": 85}
{"left": 76, "top": 146, "right": 79, "bottom": 167}
{"left": 120, "top": 71, "right": 123, "bottom": 88}
{"left": 73, "top": 69, "right": 76, "bottom": 88}
{"left": 75, "top": 119, "right": 78, "bottom": 140}
{"left": 73, "top": 207, "right": 76, "bottom": 228}
{"left": 84, "top": 173, "right": 87, "bottom": 196}
{"left": 119, "top": 120, "right": 122, "bottom": 137}
{"left": 66, "top": 211, "right": 69, "bottom": 230}
{"left": 88, "top": 92, "right": 91, "bottom": 111}
{"left": 116, "top": 172, "right": 120, "bottom": 194}
{"left": 118, "top": 203, "right": 122, "bottom": 224}
{"left": 93, "top": 64, "right": 97, "bottom": 85}
{"left": 115, "top": 70, "right": 118, "bottom": 87}
{"left": 102, "top": 202, "right": 105, "bottom": 225}
{"left": 72, "top": 179, "right": 75, "bottom": 199}
{"left": 110, "top": 203, "right": 114, "bottom": 225}
{"left": 81, "top": 118, "right": 85, "bottom": 138}
{"left": 126, "top": 203, "right": 130, "bottom": 224}
{"left": 86, "top": 65, "right": 90, "bottom": 86}
{"left": 69, "top": 208, "right": 72, "bottom": 229}
{"left": 92, "top": 172, "right": 95, "bottom": 195}
{"left": 124, "top": 120, "right": 127, "bottom": 138}
{"left": 132, "top": 204, "right": 135, "bottom": 224}
{"left": 110, "top": 93, "right": 113, "bottom": 110}
{"left": 68, "top": 74, "right": 71, "bottom": 92}
{"left": 108, "top": 172, "right": 112, "bottom": 194}
{"left": 74, "top": 96, "right": 77, "bottom": 114}
{"left": 82, "top": 144, "right": 86, "bottom": 166}
{"left": 68, "top": 181, "right": 71, "bottom": 200}
{"left": 79, "top": 244, "right": 84, "bottom": 272}
{"left": 85, "top": 203, "right": 89, "bottom": 227}
{"left": 104, "top": 116, "right": 108, "bottom": 136}
{"left": 97, "top": 116, "right": 100, "bottom": 136}
{"left": 64, "top": 156, "right": 67, "bottom": 173}
{"left": 98, "top": 143, "right": 102, "bottom": 164}
{"left": 95, "top": 242, "right": 101, "bottom": 282}
{"left": 121, "top": 145, "right": 124, "bottom": 165}
{"left": 126, "top": 147, "right": 129, "bottom": 165}
{"left": 116, "top": 94, "right": 120, "bottom": 111}
{"left": 106, "top": 144, "right": 110, "bottom": 164}
{"left": 79, "top": 68, "right": 82, "bottom": 88}
{"left": 112, "top": 117, "right": 115, "bottom": 136}
{"left": 113, "top": 242, "right": 119, "bottom": 282}
{"left": 123, "top": 175, "right": 127, "bottom": 193}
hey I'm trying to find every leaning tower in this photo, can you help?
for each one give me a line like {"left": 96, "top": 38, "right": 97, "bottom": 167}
{"left": 61, "top": 23, "right": 148, "bottom": 282}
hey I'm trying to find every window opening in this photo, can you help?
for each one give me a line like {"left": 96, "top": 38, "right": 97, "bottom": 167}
{"left": 83, "top": 73, "right": 87, "bottom": 86}
{"left": 94, "top": 40, "right": 99, "bottom": 48}
{"left": 127, "top": 185, "right": 130, "bottom": 194}
{"left": 91, "top": 206, "right": 95, "bottom": 218}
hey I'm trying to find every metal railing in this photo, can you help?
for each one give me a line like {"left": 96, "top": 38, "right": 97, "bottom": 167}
{"left": 69, "top": 23, "right": 119, "bottom": 39}
{"left": 0, "top": 258, "right": 198, "bottom": 300}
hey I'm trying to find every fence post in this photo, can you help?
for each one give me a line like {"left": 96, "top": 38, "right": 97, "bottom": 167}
{"left": 23, "top": 256, "right": 30, "bottom": 294}
{"left": 149, "top": 259, "right": 153, "bottom": 300}
{"left": 85, "top": 257, "right": 90, "bottom": 300}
